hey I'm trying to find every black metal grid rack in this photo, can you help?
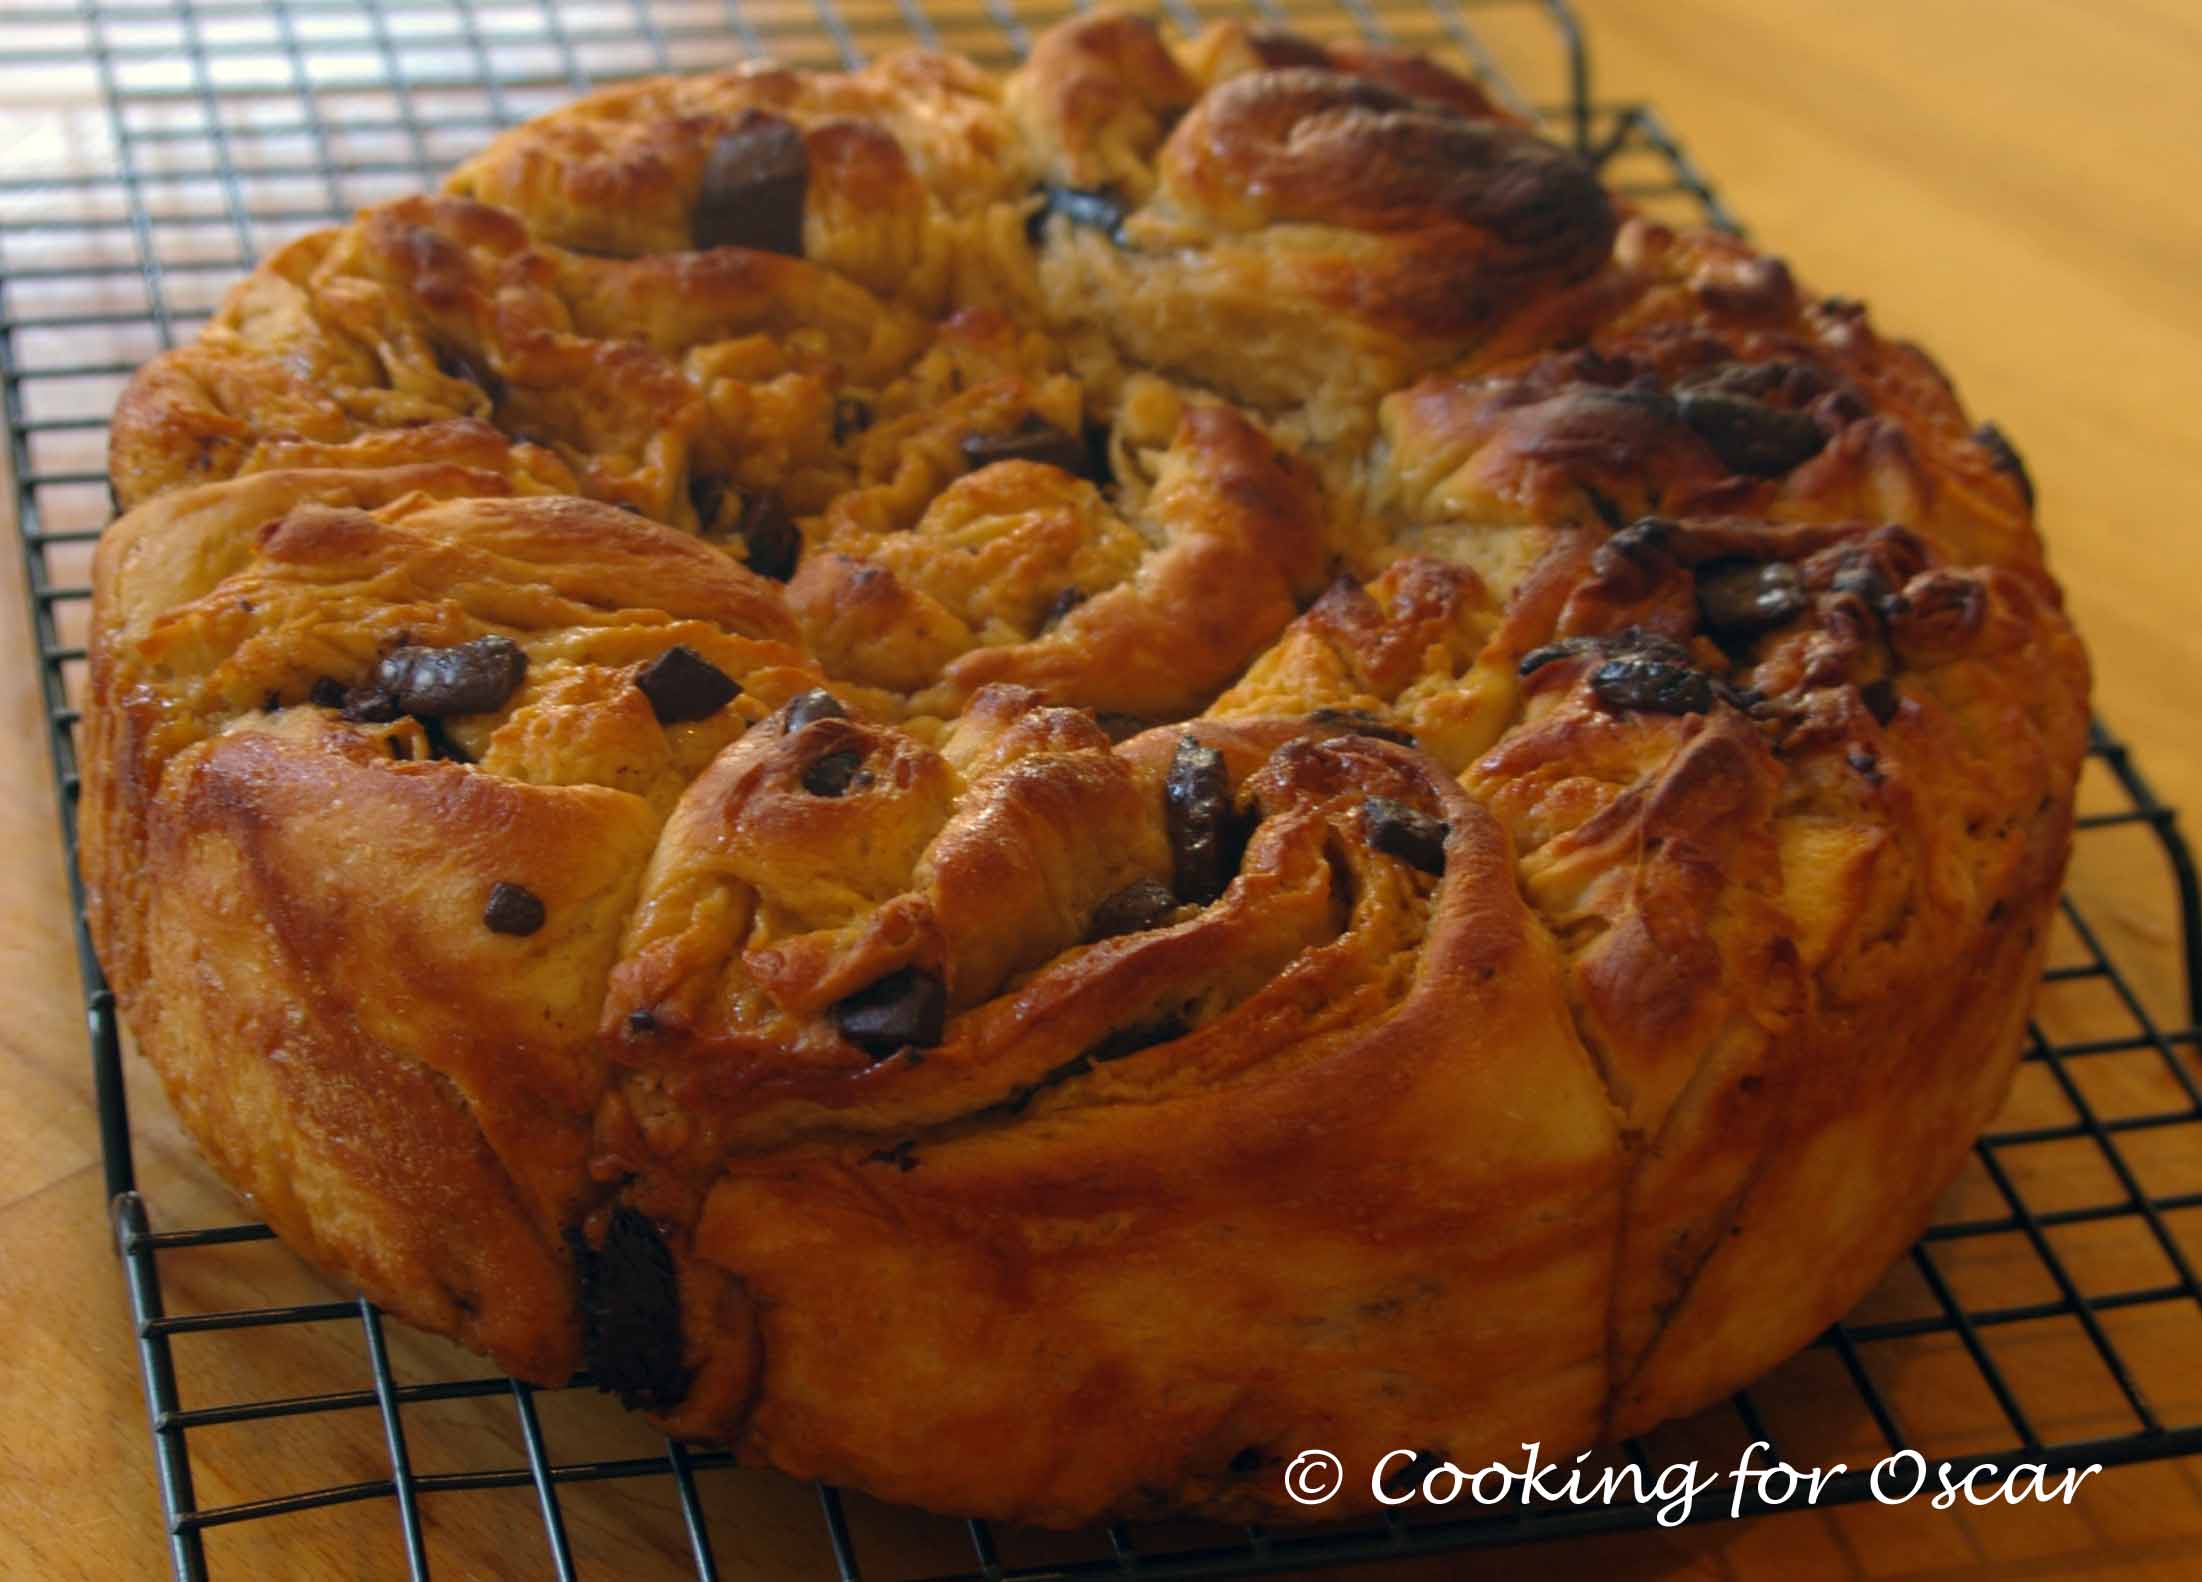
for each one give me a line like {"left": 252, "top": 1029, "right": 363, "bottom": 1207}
{"left": 3, "top": 1, "right": 2199, "bottom": 1577}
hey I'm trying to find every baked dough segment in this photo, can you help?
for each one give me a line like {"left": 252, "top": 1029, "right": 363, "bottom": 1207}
{"left": 136, "top": 717, "right": 657, "bottom": 1381}
{"left": 608, "top": 730, "right": 1625, "bottom": 1524}
{"left": 85, "top": 476, "right": 824, "bottom": 1380}
{"left": 1606, "top": 528, "right": 2088, "bottom": 1426}
{"left": 446, "top": 48, "right": 1036, "bottom": 309}
{"left": 1012, "top": 13, "right": 1617, "bottom": 438}
{"left": 793, "top": 401, "right": 1329, "bottom": 720}
{"left": 1382, "top": 218, "right": 2039, "bottom": 570}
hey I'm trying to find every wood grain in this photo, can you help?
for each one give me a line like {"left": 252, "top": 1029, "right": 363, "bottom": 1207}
{"left": 1, "top": 1, "right": 2197, "bottom": 1577}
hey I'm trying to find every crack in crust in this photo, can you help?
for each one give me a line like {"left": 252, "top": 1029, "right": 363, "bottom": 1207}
{"left": 86, "top": 7, "right": 2090, "bottom": 1531}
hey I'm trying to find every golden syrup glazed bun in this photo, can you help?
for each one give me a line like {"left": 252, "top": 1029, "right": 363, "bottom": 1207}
{"left": 90, "top": 11, "right": 2087, "bottom": 1526}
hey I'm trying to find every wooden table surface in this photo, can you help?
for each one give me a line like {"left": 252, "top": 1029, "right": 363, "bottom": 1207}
{"left": 2, "top": 1, "right": 2199, "bottom": 1577}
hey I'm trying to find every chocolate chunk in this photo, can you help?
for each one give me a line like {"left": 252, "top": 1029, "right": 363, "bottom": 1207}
{"left": 310, "top": 677, "right": 347, "bottom": 710}
{"left": 782, "top": 688, "right": 846, "bottom": 731}
{"left": 1693, "top": 255, "right": 1797, "bottom": 317}
{"left": 1083, "top": 422, "right": 1114, "bottom": 487}
{"left": 1362, "top": 797, "right": 1449, "bottom": 876}
{"left": 1088, "top": 1016, "right": 1188, "bottom": 1062}
{"left": 831, "top": 967, "right": 947, "bottom": 1059}
{"left": 1094, "top": 711, "right": 1153, "bottom": 743}
{"left": 1040, "top": 586, "right": 1087, "bottom": 630}
{"left": 689, "top": 472, "right": 731, "bottom": 534}
{"left": 1517, "top": 634, "right": 1606, "bottom": 677}
{"left": 1086, "top": 878, "right": 1179, "bottom": 942}
{"left": 341, "top": 687, "right": 401, "bottom": 724}
{"left": 1601, "top": 514, "right": 1676, "bottom": 568}
{"left": 1676, "top": 390, "right": 1827, "bottom": 476}
{"left": 1306, "top": 707, "right": 1416, "bottom": 746}
{"left": 1973, "top": 421, "right": 2034, "bottom": 509}
{"left": 1579, "top": 482, "right": 1625, "bottom": 530}
{"left": 421, "top": 717, "right": 473, "bottom": 764}
{"left": 737, "top": 490, "right": 800, "bottom": 581}
{"left": 1696, "top": 559, "right": 1806, "bottom": 637}
{"left": 1228, "top": 1445, "right": 1270, "bottom": 1477}
{"left": 862, "top": 1139, "right": 919, "bottom": 1171}
{"left": 960, "top": 416, "right": 1097, "bottom": 479}
{"left": 801, "top": 747, "right": 867, "bottom": 797}
{"left": 571, "top": 1206, "right": 690, "bottom": 1410}
{"left": 1027, "top": 183, "right": 1130, "bottom": 245}
{"left": 1590, "top": 655, "right": 1716, "bottom": 715}
{"left": 434, "top": 344, "right": 505, "bottom": 407}
{"left": 1831, "top": 554, "right": 1899, "bottom": 617}
{"left": 375, "top": 635, "right": 528, "bottom": 718}
{"left": 1860, "top": 677, "right": 1901, "bottom": 726}
{"left": 694, "top": 110, "right": 808, "bottom": 256}
{"left": 626, "top": 1009, "right": 659, "bottom": 1036}
{"left": 832, "top": 396, "right": 872, "bottom": 444}
{"left": 1681, "top": 359, "right": 1833, "bottom": 408}
{"left": 1164, "top": 735, "right": 1239, "bottom": 906}
{"left": 635, "top": 644, "right": 741, "bottom": 724}
{"left": 483, "top": 881, "right": 546, "bottom": 936}
{"left": 1847, "top": 749, "right": 1885, "bottom": 785}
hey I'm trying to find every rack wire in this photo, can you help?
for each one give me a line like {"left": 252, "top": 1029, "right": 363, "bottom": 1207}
{"left": 3, "top": 1, "right": 2199, "bottom": 1577}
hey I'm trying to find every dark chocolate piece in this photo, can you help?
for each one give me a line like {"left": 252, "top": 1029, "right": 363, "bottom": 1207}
{"left": 310, "top": 677, "right": 347, "bottom": 710}
{"left": 1086, "top": 878, "right": 1179, "bottom": 942}
{"left": 421, "top": 717, "right": 473, "bottom": 764}
{"left": 694, "top": 111, "right": 808, "bottom": 255}
{"left": 340, "top": 687, "right": 401, "bottom": 724}
{"left": 689, "top": 472, "right": 731, "bottom": 533}
{"left": 1831, "top": 553, "right": 1900, "bottom": 617}
{"left": 571, "top": 1206, "right": 691, "bottom": 1410}
{"left": 375, "top": 635, "right": 528, "bottom": 719}
{"left": 801, "top": 746, "right": 866, "bottom": 798}
{"left": 1590, "top": 655, "right": 1716, "bottom": 716}
{"left": 1972, "top": 421, "right": 2034, "bottom": 509}
{"left": 1027, "top": 183, "right": 1130, "bottom": 246}
{"left": 1305, "top": 707, "right": 1416, "bottom": 746}
{"left": 1696, "top": 559, "right": 1806, "bottom": 637}
{"left": 1676, "top": 390, "right": 1827, "bottom": 476}
{"left": 737, "top": 489, "right": 800, "bottom": 581}
{"left": 1165, "top": 735, "right": 1238, "bottom": 906}
{"left": 635, "top": 644, "right": 741, "bottom": 724}
{"left": 831, "top": 967, "right": 947, "bottom": 1059}
{"left": 1362, "top": 797, "right": 1449, "bottom": 876}
{"left": 1040, "top": 586, "right": 1088, "bottom": 630}
{"left": 960, "top": 416, "right": 1097, "bottom": 480}
{"left": 482, "top": 881, "right": 546, "bottom": 936}
{"left": 435, "top": 344, "right": 505, "bottom": 407}
{"left": 832, "top": 395, "right": 872, "bottom": 444}
{"left": 1087, "top": 1016, "right": 1189, "bottom": 1063}
{"left": 782, "top": 688, "right": 846, "bottom": 731}
{"left": 1860, "top": 676, "right": 1901, "bottom": 726}
{"left": 1094, "top": 711, "right": 1153, "bottom": 743}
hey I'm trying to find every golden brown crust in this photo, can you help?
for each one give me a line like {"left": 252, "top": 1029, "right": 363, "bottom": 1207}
{"left": 87, "top": 10, "right": 2090, "bottom": 1532}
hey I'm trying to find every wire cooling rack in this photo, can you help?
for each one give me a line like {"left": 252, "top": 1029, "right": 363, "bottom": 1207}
{"left": 3, "top": 1, "right": 2200, "bottom": 1578}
